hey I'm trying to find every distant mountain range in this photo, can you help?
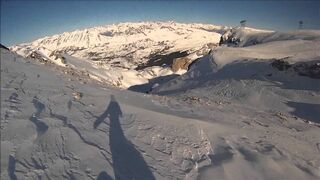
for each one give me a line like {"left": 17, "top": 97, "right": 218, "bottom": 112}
{"left": 10, "top": 22, "right": 230, "bottom": 89}
{"left": 11, "top": 22, "right": 228, "bottom": 68}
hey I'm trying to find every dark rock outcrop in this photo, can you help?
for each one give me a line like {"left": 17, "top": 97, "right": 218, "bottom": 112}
{"left": 271, "top": 59, "right": 320, "bottom": 79}
{"left": 294, "top": 61, "right": 320, "bottom": 79}
{"left": 136, "top": 51, "right": 189, "bottom": 70}
{"left": 27, "top": 51, "right": 50, "bottom": 63}
{"left": 0, "top": 43, "right": 10, "bottom": 50}
{"left": 271, "top": 60, "right": 292, "bottom": 71}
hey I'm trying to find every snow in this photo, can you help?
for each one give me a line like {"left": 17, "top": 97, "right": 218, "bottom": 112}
{"left": 154, "top": 29, "right": 320, "bottom": 93}
{"left": 10, "top": 22, "right": 226, "bottom": 89}
{"left": 1, "top": 49, "right": 215, "bottom": 179}
{"left": 221, "top": 27, "right": 320, "bottom": 47}
{"left": 1, "top": 23, "right": 320, "bottom": 180}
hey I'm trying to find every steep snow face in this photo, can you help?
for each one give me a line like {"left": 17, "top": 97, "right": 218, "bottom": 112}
{"left": 10, "top": 22, "right": 226, "bottom": 89}
{"left": 2, "top": 46, "right": 320, "bottom": 180}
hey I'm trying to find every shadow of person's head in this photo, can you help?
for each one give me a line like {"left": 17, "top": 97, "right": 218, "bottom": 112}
{"left": 96, "top": 171, "right": 112, "bottom": 180}
{"left": 110, "top": 95, "right": 116, "bottom": 102}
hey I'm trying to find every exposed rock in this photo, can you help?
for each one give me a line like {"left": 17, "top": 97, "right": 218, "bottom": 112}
{"left": 182, "top": 96, "right": 202, "bottom": 104}
{"left": 219, "top": 28, "right": 241, "bottom": 46}
{"left": 60, "top": 56, "right": 67, "bottom": 64}
{"left": 271, "top": 59, "right": 320, "bottom": 79}
{"left": 271, "top": 60, "right": 292, "bottom": 71}
{"left": 73, "top": 92, "right": 83, "bottom": 100}
{"left": 136, "top": 51, "right": 189, "bottom": 70}
{"left": 172, "top": 57, "right": 191, "bottom": 72}
{"left": 219, "top": 36, "right": 224, "bottom": 46}
{"left": 27, "top": 51, "right": 51, "bottom": 63}
{"left": 195, "top": 43, "right": 216, "bottom": 56}
{"left": 294, "top": 61, "right": 320, "bottom": 79}
{"left": 49, "top": 51, "right": 67, "bottom": 64}
{"left": 0, "top": 43, "right": 10, "bottom": 50}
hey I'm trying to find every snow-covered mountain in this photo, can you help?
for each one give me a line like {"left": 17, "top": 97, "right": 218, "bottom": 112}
{"left": 10, "top": 22, "right": 227, "bottom": 89}
{"left": 2, "top": 27, "right": 320, "bottom": 179}
{"left": 2, "top": 20, "right": 320, "bottom": 180}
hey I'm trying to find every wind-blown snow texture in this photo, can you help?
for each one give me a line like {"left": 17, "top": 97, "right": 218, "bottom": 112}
{"left": 1, "top": 23, "right": 320, "bottom": 180}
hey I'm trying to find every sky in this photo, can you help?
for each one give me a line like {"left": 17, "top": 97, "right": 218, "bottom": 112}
{"left": 1, "top": 0, "right": 320, "bottom": 46}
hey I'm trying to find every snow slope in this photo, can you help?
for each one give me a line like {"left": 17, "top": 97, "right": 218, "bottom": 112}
{"left": 153, "top": 29, "right": 320, "bottom": 112}
{"left": 1, "top": 48, "right": 215, "bottom": 180}
{"left": 155, "top": 28, "right": 320, "bottom": 92}
{"left": 2, "top": 31, "right": 320, "bottom": 180}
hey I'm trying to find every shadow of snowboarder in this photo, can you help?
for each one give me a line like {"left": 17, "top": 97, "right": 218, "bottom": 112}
{"left": 94, "top": 95, "right": 155, "bottom": 180}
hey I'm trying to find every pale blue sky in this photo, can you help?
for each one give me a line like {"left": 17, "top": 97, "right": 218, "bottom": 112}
{"left": 1, "top": 0, "right": 319, "bottom": 46}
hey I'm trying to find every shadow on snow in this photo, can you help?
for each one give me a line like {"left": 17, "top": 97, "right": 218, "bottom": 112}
{"left": 94, "top": 95, "right": 155, "bottom": 180}
{"left": 128, "top": 74, "right": 179, "bottom": 93}
{"left": 286, "top": 101, "right": 320, "bottom": 124}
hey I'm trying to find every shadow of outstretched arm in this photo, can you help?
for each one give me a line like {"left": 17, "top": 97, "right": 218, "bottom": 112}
{"left": 93, "top": 110, "right": 110, "bottom": 129}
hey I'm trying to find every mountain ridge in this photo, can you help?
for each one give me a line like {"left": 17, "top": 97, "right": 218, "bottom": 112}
{"left": 9, "top": 21, "right": 228, "bottom": 89}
